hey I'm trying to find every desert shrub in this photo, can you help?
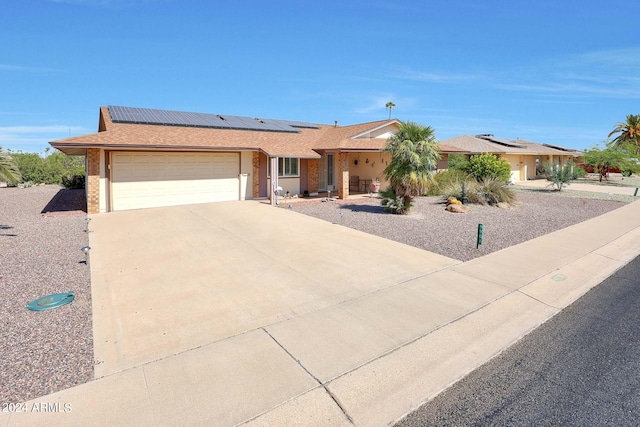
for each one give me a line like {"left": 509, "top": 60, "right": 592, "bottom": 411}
{"left": 426, "top": 169, "right": 469, "bottom": 196}
{"left": 439, "top": 178, "right": 516, "bottom": 206}
{"left": 446, "top": 153, "right": 469, "bottom": 171}
{"left": 438, "top": 179, "right": 466, "bottom": 201}
{"left": 62, "top": 174, "right": 85, "bottom": 189}
{"left": 380, "top": 187, "right": 413, "bottom": 214}
{"left": 463, "top": 153, "right": 511, "bottom": 182}
{"left": 17, "top": 181, "right": 35, "bottom": 188}
{"left": 473, "top": 178, "right": 516, "bottom": 205}
{"left": 13, "top": 152, "right": 84, "bottom": 185}
{"left": 572, "top": 164, "right": 587, "bottom": 179}
{"left": 543, "top": 161, "right": 578, "bottom": 191}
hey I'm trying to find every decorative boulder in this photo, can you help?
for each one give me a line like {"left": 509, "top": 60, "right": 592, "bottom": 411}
{"left": 446, "top": 204, "right": 470, "bottom": 213}
{"left": 496, "top": 202, "right": 511, "bottom": 210}
{"left": 446, "top": 196, "right": 462, "bottom": 205}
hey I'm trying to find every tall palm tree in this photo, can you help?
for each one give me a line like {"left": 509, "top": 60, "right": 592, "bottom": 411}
{"left": 0, "top": 147, "right": 22, "bottom": 184}
{"left": 385, "top": 101, "right": 396, "bottom": 120}
{"left": 608, "top": 114, "right": 640, "bottom": 154}
{"left": 382, "top": 121, "right": 440, "bottom": 213}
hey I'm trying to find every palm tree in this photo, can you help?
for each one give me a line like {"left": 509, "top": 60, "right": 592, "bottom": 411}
{"left": 382, "top": 121, "right": 440, "bottom": 213}
{"left": 608, "top": 114, "right": 640, "bottom": 154}
{"left": 385, "top": 101, "right": 396, "bottom": 120}
{"left": 0, "top": 147, "right": 22, "bottom": 184}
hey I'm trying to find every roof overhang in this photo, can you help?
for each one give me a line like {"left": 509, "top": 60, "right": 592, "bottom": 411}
{"left": 349, "top": 120, "right": 401, "bottom": 139}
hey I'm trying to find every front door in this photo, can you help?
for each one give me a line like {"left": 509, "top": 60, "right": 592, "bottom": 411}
{"left": 318, "top": 153, "right": 335, "bottom": 191}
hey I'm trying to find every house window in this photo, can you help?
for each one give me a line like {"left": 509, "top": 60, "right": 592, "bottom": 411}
{"left": 327, "top": 154, "right": 334, "bottom": 186}
{"left": 268, "top": 157, "right": 300, "bottom": 177}
{"left": 280, "top": 157, "right": 299, "bottom": 176}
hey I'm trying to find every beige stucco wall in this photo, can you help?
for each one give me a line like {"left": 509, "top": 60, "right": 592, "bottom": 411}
{"left": 267, "top": 176, "right": 301, "bottom": 197}
{"left": 347, "top": 152, "right": 390, "bottom": 190}
{"left": 524, "top": 155, "right": 537, "bottom": 180}
{"left": 239, "top": 151, "right": 253, "bottom": 200}
{"left": 502, "top": 154, "right": 524, "bottom": 182}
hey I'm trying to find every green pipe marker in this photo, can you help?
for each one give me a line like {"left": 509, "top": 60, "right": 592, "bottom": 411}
{"left": 634, "top": 188, "right": 638, "bottom": 197}
{"left": 477, "top": 224, "right": 483, "bottom": 248}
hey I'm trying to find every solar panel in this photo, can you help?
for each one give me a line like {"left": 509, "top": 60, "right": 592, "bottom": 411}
{"left": 107, "top": 106, "right": 319, "bottom": 133}
{"left": 543, "top": 143, "right": 577, "bottom": 152}
{"left": 476, "top": 134, "right": 526, "bottom": 148}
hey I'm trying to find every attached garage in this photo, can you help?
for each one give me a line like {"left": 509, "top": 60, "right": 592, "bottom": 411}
{"left": 111, "top": 152, "right": 240, "bottom": 211}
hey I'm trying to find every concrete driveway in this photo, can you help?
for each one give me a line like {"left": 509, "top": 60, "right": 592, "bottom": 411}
{"left": 89, "top": 200, "right": 460, "bottom": 377}
{"left": 7, "top": 198, "right": 640, "bottom": 426}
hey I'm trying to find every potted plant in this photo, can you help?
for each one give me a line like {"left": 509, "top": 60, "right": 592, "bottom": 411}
{"left": 369, "top": 179, "right": 381, "bottom": 193}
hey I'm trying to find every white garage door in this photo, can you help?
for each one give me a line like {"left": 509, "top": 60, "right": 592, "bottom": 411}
{"left": 111, "top": 152, "right": 239, "bottom": 211}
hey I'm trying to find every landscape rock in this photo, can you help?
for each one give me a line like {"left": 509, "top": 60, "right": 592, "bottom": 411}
{"left": 497, "top": 202, "right": 511, "bottom": 210}
{"left": 446, "top": 196, "right": 462, "bottom": 205}
{"left": 446, "top": 204, "right": 470, "bottom": 213}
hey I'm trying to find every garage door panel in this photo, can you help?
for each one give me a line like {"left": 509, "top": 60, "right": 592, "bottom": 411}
{"left": 112, "top": 152, "right": 239, "bottom": 211}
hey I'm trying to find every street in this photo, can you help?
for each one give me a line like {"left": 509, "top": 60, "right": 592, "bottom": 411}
{"left": 396, "top": 255, "right": 640, "bottom": 426}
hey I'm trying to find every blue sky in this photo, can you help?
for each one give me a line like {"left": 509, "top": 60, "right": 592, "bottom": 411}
{"left": 1, "top": 0, "right": 638, "bottom": 154}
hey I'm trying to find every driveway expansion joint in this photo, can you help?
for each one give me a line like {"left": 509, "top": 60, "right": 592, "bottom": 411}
{"left": 261, "top": 327, "right": 355, "bottom": 424}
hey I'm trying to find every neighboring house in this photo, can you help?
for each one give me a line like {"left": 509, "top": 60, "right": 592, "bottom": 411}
{"left": 50, "top": 106, "right": 465, "bottom": 214}
{"left": 439, "top": 134, "right": 581, "bottom": 183}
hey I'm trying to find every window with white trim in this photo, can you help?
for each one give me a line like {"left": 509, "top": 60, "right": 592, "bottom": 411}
{"left": 268, "top": 157, "right": 300, "bottom": 177}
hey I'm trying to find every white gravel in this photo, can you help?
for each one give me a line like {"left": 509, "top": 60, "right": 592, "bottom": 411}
{"left": 0, "top": 185, "right": 92, "bottom": 406}
{"left": 290, "top": 190, "right": 630, "bottom": 262}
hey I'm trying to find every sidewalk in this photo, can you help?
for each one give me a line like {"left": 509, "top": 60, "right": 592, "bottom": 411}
{"left": 516, "top": 178, "right": 639, "bottom": 195}
{"left": 3, "top": 196, "right": 640, "bottom": 427}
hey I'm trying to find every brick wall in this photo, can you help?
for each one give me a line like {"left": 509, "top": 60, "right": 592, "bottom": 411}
{"left": 86, "top": 148, "right": 100, "bottom": 214}
{"left": 252, "top": 152, "right": 260, "bottom": 198}
{"left": 307, "top": 158, "right": 319, "bottom": 194}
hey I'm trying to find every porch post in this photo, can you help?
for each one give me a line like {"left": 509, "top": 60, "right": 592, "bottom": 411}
{"left": 270, "top": 156, "right": 278, "bottom": 206}
{"left": 338, "top": 152, "right": 349, "bottom": 199}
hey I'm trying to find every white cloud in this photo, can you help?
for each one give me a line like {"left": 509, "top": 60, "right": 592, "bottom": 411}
{"left": 0, "top": 125, "right": 89, "bottom": 153}
{"left": 494, "top": 47, "right": 640, "bottom": 99}
{"left": 390, "top": 66, "right": 481, "bottom": 83}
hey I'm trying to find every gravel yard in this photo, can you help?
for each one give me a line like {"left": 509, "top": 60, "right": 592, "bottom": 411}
{"left": 0, "top": 185, "right": 92, "bottom": 406}
{"left": 291, "top": 190, "right": 630, "bottom": 262}
{"left": 0, "top": 184, "right": 632, "bottom": 406}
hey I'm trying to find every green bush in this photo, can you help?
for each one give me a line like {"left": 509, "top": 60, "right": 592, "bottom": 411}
{"left": 446, "top": 153, "right": 469, "bottom": 171}
{"left": 62, "top": 174, "right": 85, "bottom": 189}
{"left": 463, "top": 153, "right": 511, "bottom": 182}
{"left": 13, "top": 152, "right": 84, "bottom": 185}
{"left": 572, "top": 164, "right": 587, "bottom": 179}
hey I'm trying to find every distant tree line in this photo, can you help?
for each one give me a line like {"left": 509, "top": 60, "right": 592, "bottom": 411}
{"left": 0, "top": 148, "right": 85, "bottom": 189}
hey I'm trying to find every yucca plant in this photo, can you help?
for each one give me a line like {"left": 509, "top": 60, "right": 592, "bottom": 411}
{"left": 474, "top": 178, "right": 516, "bottom": 205}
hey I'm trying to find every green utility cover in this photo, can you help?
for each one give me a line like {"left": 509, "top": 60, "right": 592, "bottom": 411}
{"left": 27, "top": 292, "right": 75, "bottom": 311}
